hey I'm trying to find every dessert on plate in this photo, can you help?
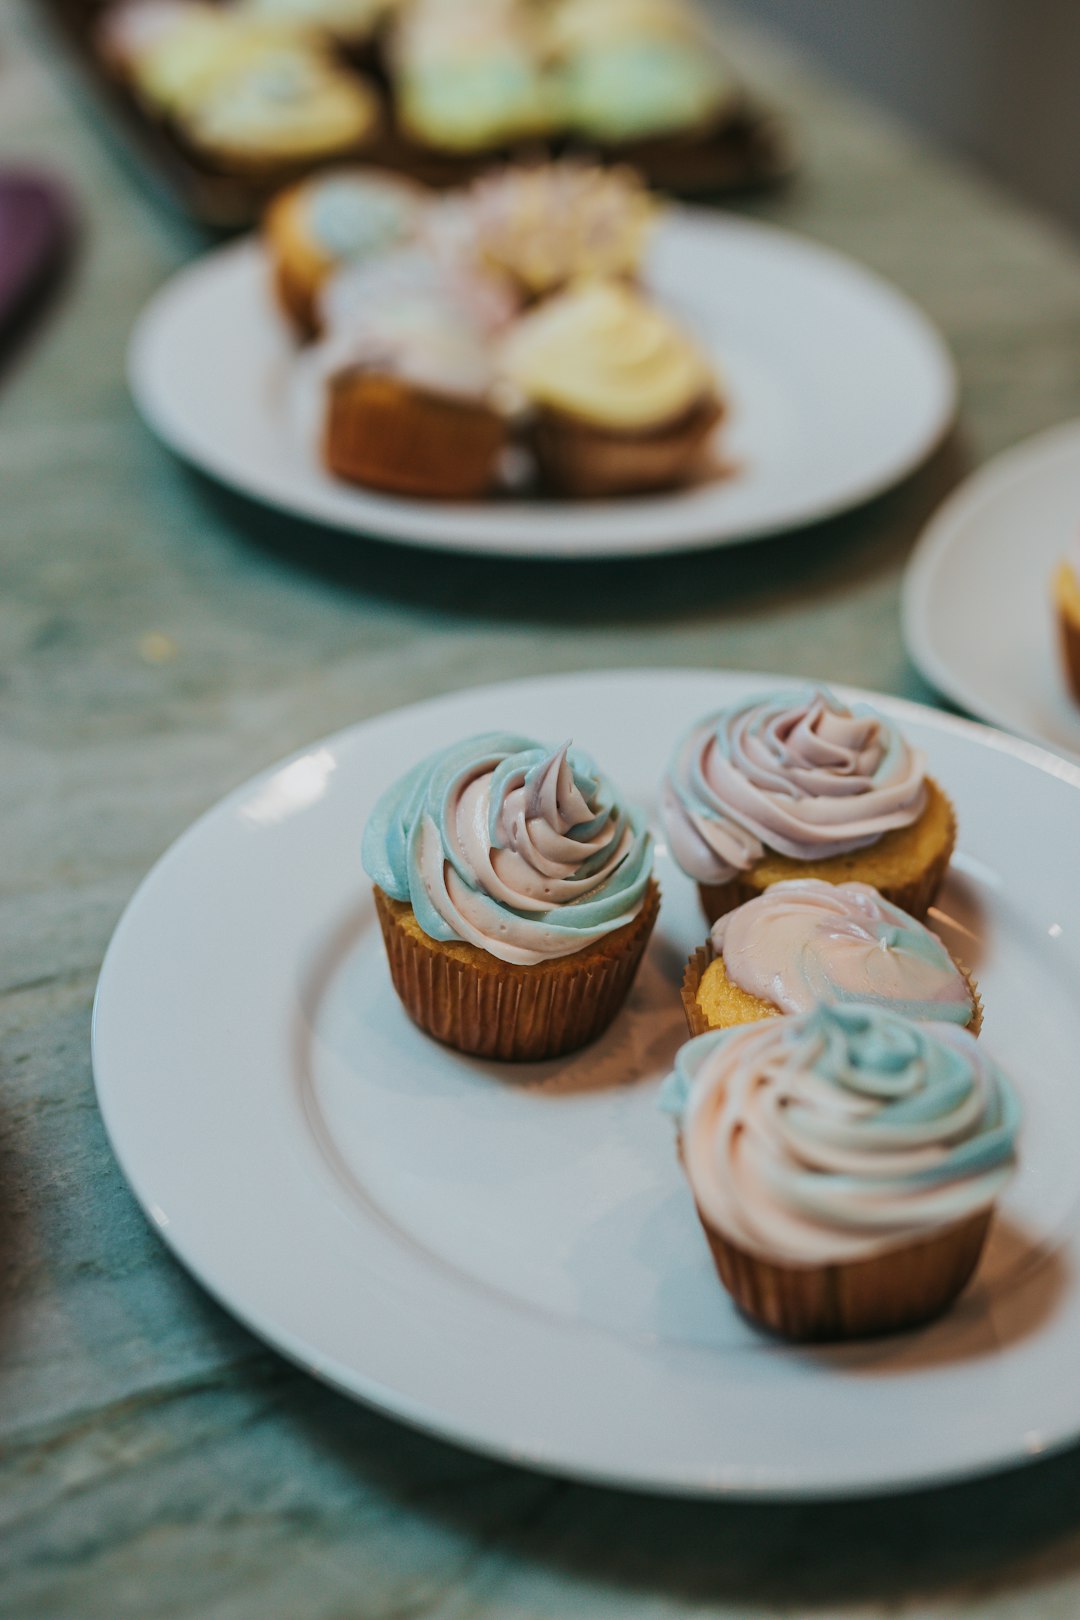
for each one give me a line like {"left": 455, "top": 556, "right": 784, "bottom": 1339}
{"left": 661, "top": 1002, "right": 1019, "bottom": 1340}
{"left": 265, "top": 167, "right": 430, "bottom": 336}
{"left": 362, "top": 731, "right": 658, "bottom": 1059}
{"left": 308, "top": 247, "right": 518, "bottom": 496}
{"left": 681, "top": 879, "right": 981, "bottom": 1037}
{"left": 662, "top": 686, "right": 956, "bottom": 923}
{"left": 442, "top": 159, "right": 657, "bottom": 304}
{"left": 500, "top": 277, "right": 722, "bottom": 496}
{"left": 1053, "top": 539, "right": 1080, "bottom": 704}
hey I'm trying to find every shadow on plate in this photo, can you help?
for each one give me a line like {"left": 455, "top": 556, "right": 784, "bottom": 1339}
{"left": 176, "top": 425, "right": 971, "bottom": 630}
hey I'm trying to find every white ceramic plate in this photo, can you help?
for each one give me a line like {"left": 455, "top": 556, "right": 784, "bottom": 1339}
{"left": 903, "top": 419, "right": 1080, "bottom": 761}
{"left": 128, "top": 212, "right": 955, "bottom": 558}
{"left": 93, "top": 669, "right": 1080, "bottom": 1498}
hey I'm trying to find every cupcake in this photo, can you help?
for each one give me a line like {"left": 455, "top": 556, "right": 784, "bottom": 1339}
{"left": 500, "top": 279, "right": 722, "bottom": 496}
{"left": 681, "top": 879, "right": 981, "bottom": 1038}
{"left": 547, "top": 0, "right": 741, "bottom": 149}
{"left": 176, "top": 47, "right": 381, "bottom": 175}
{"left": 265, "top": 168, "right": 429, "bottom": 338}
{"left": 362, "top": 732, "right": 658, "bottom": 1059}
{"left": 443, "top": 159, "right": 657, "bottom": 304}
{"left": 1053, "top": 541, "right": 1080, "bottom": 704}
{"left": 308, "top": 248, "right": 517, "bottom": 497}
{"left": 662, "top": 687, "right": 956, "bottom": 924}
{"left": 100, "top": 0, "right": 313, "bottom": 116}
{"left": 390, "top": 0, "right": 556, "bottom": 155}
{"left": 661, "top": 1003, "right": 1019, "bottom": 1341}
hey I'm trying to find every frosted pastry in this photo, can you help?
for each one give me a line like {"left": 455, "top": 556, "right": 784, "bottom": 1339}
{"left": 662, "top": 1003, "right": 1019, "bottom": 1339}
{"left": 363, "top": 732, "right": 658, "bottom": 1058}
{"left": 662, "top": 686, "right": 956, "bottom": 922}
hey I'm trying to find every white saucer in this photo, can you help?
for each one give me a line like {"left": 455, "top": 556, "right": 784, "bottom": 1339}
{"left": 903, "top": 419, "right": 1080, "bottom": 761}
{"left": 128, "top": 211, "right": 955, "bottom": 558}
{"left": 93, "top": 669, "right": 1080, "bottom": 1498}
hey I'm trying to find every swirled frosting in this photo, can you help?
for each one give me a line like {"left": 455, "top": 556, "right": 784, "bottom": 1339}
{"left": 661, "top": 1004, "right": 1019, "bottom": 1264}
{"left": 302, "top": 173, "right": 424, "bottom": 263}
{"left": 500, "top": 280, "right": 715, "bottom": 429}
{"left": 362, "top": 733, "right": 653, "bottom": 965}
{"left": 662, "top": 687, "right": 928, "bottom": 884}
{"left": 182, "top": 50, "right": 378, "bottom": 158}
{"left": 308, "top": 248, "right": 516, "bottom": 404}
{"left": 712, "top": 880, "right": 974, "bottom": 1024}
{"left": 452, "top": 161, "right": 656, "bottom": 297}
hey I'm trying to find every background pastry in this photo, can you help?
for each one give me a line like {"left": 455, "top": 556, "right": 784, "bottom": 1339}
{"left": 500, "top": 278, "right": 722, "bottom": 495}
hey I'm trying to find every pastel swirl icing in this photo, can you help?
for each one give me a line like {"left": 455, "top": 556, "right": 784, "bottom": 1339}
{"left": 712, "top": 880, "right": 974, "bottom": 1024}
{"left": 362, "top": 732, "right": 653, "bottom": 965}
{"left": 311, "top": 248, "right": 516, "bottom": 403}
{"left": 661, "top": 1004, "right": 1019, "bottom": 1264}
{"left": 304, "top": 175, "right": 422, "bottom": 263}
{"left": 501, "top": 280, "right": 714, "bottom": 429}
{"left": 457, "top": 161, "right": 655, "bottom": 295}
{"left": 183, "top": 52, "right": 377, "bottom": 155}
{"left": 662, "top": 687, "right": 928, "bottom": 884}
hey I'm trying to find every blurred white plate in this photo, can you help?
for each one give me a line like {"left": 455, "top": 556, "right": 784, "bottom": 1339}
{"left": 903, "top": 420, "right": 1080, "bottom": 762}
{"left": 94, "top": 669, "right": 1080, "bottom": 1497}
{"left": 128, "top": 212, "right": 955, "bottom": 558}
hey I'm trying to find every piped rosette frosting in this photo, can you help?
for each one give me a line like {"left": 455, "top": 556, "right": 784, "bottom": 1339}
{"left": 712, "top": 879, "right": 975, "bottom": 1025}
{"left": 294, "top": 247, "right": 519, "bottom": 435}
{"left": 662, "top": 687, "right": 928, "bottom": 884}
{"left": 661, "top": 1003, "right": 1019, "bottom": 1266}
{"left": 362, "top": 732, "right": 653, "bottom": 965}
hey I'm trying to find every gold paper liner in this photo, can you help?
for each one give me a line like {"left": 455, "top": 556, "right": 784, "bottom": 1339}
{"left": 325, "top": 370, "right": 507, "bottom": 498}
{"left": 530, "top": 393, "right": 724, "bottom": 498}
{"left": 681, "top": 940, "right": 982, "bottom": 1038}
{"left": 1054, "top": 562, "right": 1080, "bottom": 705}
{"left": 698, "top": 779, "right": 957, "bottom": 926}
{"left": 696, "top": 1205, "right": 993, "bottom": 1342}
{"left": 373, "top": 880, "right": 660, "bottom": 1061}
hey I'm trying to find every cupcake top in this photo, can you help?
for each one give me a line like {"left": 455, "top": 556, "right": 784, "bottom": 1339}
{"left": 392, "top": 0, "right": 553, "bottom": 151}
{"left": 181, "top": 50, "right": 379, "bottom": 161}
{"left": 662, "top": 687, "right": 928, "bottom": 885}
{"left": 448, "top": 161, "right": 656, "bottom": 299}
{"left": 99, "top": 0, "right": 217, "bottom": 72}
{"left": 312, "top": 247, "right": 516, "bottom": 403}
{"left": 712, "top": 879, "right": 975, "bottom": 1025}
{"left": 548, "top": 0, "right": 739, "bottom": 142}
{"left": 362, "top": 732, "right": 653, "bottom": 964}
{"left": 662, "top": 1003, "right": 1019, "bottom": 1265}
{"left": 500, "top": 280, "right": 715, "bottom": 430}
{"left": 120, "top": 4, "right": 311, "bottom": 113}
{"left": 290, "top": 170, "right": 426, "bottom": 264}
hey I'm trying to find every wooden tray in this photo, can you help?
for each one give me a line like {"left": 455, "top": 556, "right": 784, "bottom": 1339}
{"left": 38, "top": 0, "right": 794, "bottom": 232}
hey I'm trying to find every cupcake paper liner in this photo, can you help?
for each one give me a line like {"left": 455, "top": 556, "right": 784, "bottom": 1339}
{"left": 696, "top": 1205, "right": 993, "bottom": 1342}
{"left": 325, "top": 370, "right": 507, "bottom": 498}
{"left": 373, "top": 880, "right": 660, "bottom": 1062}
{"left": 531, "top": 393, "right": 723, "bottom": 498}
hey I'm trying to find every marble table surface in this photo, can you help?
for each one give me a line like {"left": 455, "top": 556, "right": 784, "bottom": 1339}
{"left": 6, "top": 3, "right": 1080, "bottom": 1614}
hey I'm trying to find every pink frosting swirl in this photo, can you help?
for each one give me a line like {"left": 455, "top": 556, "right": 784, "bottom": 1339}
{"left": 662, "top": 687, "right": 927, "bottom": 884}
{"left": 712, "top": 880, "right": 974, "bottom": 1024}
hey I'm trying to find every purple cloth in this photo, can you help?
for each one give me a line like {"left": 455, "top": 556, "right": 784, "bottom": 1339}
{"left": 0, "top": 172, "right": 74, "bottom": 344}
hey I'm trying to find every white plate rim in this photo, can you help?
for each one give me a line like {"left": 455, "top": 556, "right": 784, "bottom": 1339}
{"left": 902, "top": 418, "right": 1080, "bottom": 754}
{"left": 127, "top": 211, "right": 958, "bottom": 560}
{"left": 91, "top": 668, "right": 1080, "bottom": 1500}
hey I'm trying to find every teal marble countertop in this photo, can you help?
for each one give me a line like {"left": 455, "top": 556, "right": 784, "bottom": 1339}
{"left": 5, "top": 3, "right": 1080, "bottom": 1614}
